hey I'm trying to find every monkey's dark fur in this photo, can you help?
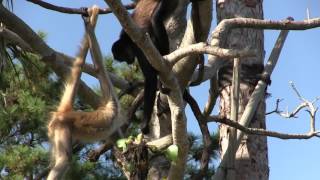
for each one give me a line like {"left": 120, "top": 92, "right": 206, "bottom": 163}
{"left": 112, "top": 0, "right": 178, "bottom": 134}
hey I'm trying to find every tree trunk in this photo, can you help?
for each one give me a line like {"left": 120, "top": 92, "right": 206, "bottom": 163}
{"left": 216, "top": 0, "right": 269, "bottom": 179}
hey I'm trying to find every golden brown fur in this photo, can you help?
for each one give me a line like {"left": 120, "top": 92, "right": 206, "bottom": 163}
{"left": 47, "top": 6, "right": 124, "bottom": 180}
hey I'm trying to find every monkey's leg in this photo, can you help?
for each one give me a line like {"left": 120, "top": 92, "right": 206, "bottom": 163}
{"left": 140, "top": 68, "right": 157, "bottom": 134}
{"left": 47, "top": 125, "right": 72, "bottom": 180}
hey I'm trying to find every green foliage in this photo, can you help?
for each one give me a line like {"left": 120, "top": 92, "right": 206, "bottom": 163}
{"left": 105, "top": 56, "right": 143, "bottom": 82}
{"left": 185, "top": 132, "right": 219, "bottom": 179}
{"left": 0, "top": 32, "right": 220, "bottom": 178}
{"left": 0, "top": 47, "right": 58, "bottom": 178}
{"left": 0, "top": 145, "right": 48, "bottom": 179}
{"left": 0, "top": 50, "right": 139, "bottom": 178}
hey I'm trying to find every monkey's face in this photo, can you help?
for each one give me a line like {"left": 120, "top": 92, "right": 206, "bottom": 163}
{"left": 111, "top": 36, "right": 136, "bottom": 64}
{"left": 112, "top": 40, "right": 135, "bottom": 64}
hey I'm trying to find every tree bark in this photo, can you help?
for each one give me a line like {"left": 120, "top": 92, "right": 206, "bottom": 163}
{"left": 147, "top": 0, "right": 189, "bottom": 179}
{"left": 215, "top": 0, "right": 269, "bottom": 179}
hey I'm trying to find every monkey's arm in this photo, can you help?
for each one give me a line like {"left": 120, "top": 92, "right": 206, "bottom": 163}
{"left": 56, "top": 8, "right": 100, "bottom": 113}
{"left": 86, "top": 19, "right": 117, "bottom": 103}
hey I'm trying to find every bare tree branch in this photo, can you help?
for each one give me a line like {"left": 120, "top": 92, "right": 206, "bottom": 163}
{"left": 166, "top": 43, "right": 257, "bottom": 66}
{"left": 208, "top": 116, "right": 320, "bottom": 139}
{"left": 183, "top": 91, "right": 213, "bottom": 177}
{"left": 279, "top": 102, "right": 308, "bottom": 118}
{"left": 146, "top": 134, "right": 173, "bottom": 151}
{"left": 198, "top": 17, "right": 320, "bottom": 86}
{"left": 202, "top": 76, "right": 219, "bottom": 117}
{"left": 225, "top": 57, "right": 241, "bottom": 180}
{"left": 26, "top": 0, "right": 136, "bottom": 15}
{"left": 267, "top": 83, "right": 319, "bottom": 128}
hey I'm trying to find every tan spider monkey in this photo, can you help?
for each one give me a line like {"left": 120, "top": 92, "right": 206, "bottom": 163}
{"left": 47, "top": 6, "right": 124, "bottom": 180}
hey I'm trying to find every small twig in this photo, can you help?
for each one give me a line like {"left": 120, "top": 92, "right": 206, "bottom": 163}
{"left": 26, "top": 0, "right": 136, "bottom": 15}
{"left": 289, "top": 81, "right": 305, "bottom": 101}
{"left": 266, "top": 98, "right": 283, "bottom": 115}
{"left": 311, "top": 96, "right": 320, "bottom": 104}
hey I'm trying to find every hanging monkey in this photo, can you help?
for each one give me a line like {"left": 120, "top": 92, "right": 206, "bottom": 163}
{"left": 47, "top": 6, "right": 124, "bottom": 180}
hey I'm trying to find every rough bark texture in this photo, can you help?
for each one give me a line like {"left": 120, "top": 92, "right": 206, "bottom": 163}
{"left": 216, "top": 0, "right": 269, "bottom": 179}
{"left": 148, "top": 0, "right": 213, "bottom": 178}
{"left": 148, "top": 0, "right": 189, "bottom": 178}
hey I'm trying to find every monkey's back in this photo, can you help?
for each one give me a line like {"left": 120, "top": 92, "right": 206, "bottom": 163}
{"left": 132, "top": 0, "right": 159, "bottom": 28}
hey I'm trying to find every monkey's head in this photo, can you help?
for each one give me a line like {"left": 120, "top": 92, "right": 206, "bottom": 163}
{"left": 112, "top": 40, "right": 135, "bottom": 64}
{"left": 112, "top": 32, "right": 136, "bottom": 64}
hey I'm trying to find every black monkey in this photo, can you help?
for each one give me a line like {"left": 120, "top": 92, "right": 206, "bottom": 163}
{"left": 112, "top": 0, "right": 178, "bottom": 134}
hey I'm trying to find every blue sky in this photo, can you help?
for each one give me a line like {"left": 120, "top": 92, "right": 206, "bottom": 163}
{"left": 14, "top": 0, "right": 320, "bottom": 179}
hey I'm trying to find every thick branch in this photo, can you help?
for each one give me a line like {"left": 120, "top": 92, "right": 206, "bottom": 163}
{"left": 212, "top": 17, "right": 320, "bottom": 47}
{"left": 26, "top": 0, "right": 135, "bottom": 15}
{"left": 225, "top": 57, "right": 241, "bottom": 180}
{"left": 173, "top": 0, "right": 212, "bottom": 89}
{"left": 0, "top": 27, "right": 32, "bottom": 51}
{"left": 237, "top": 30, "right": 289, "bottom": 135}
{"left": 146, "top": 134, "right": 173, "bottom": 151}
{"left": 166, "top": 43, "right": 256, "bottom": 66}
